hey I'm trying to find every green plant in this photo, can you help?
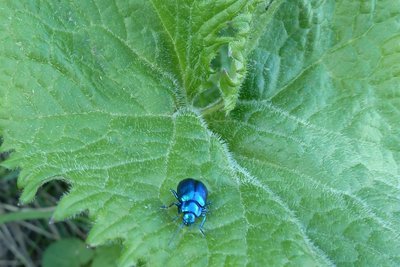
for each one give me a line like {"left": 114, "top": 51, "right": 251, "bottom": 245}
{"left": 42, "top": 238, "right": 121, "bottom": 267}
{"left": 1, "top": 0, "right": 399, "bottom": 266}
{"left": 0, "top": 175, "right": 91, "bottom": 266}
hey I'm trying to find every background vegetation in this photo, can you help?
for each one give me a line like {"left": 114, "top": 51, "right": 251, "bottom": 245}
{"left": 0, "top": 147, "right": 101, "bottom": 267}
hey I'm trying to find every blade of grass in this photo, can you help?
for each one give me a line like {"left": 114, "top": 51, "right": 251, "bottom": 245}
{"left": 0, "top": 225, "right": 34, "bottom": 267}
{"left": 0, "top": 207, "right": 55, "bottom": 225}
{"left": 18, "top": 221, "right": 57, "bottom": 240}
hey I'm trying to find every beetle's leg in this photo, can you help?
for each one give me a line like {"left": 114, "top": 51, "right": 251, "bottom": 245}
{"left": 160, "top": 190, "right": 180, "bottom": 209}
{"left": 160, "top": 201, "right": 180, "bottom": 209}
{"left": 201, "top": 207, "right": 208, "bottom": 215}
{"left": 199, "top": 215, "right": 206, "bottom": 237}
{"left": 203, "top": 201, "right": 212, "bottom": 212}
{"left": 170, "top": 189, "right": 179, "bottom": 200}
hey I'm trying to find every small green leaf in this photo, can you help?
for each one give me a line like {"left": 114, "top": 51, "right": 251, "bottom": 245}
{"left": 91, "top": 245, "right": 121, "bottom": 267}
{"left": 42, "top": 238, "right": 94, "bottom": 267}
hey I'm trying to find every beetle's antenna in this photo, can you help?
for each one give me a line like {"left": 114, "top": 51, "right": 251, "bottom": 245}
{"left": 168, "top": 222, "right": 184, "bottom": 247}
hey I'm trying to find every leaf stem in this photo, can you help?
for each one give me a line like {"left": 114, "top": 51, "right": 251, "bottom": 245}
{"left": 200, "top": 99, "right": 225, "bottom": 116}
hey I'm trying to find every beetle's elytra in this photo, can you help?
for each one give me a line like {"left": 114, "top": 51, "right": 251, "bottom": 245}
{"left": 162, "top": 178, "right": 209, "bottom": 236}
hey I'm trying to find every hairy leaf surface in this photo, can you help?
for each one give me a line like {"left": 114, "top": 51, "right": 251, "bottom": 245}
{"left": 0, "top": 0, "right": 399, "bottom": 266}
{"left": 209, "top": 0, "right": 400, "bottom": 265}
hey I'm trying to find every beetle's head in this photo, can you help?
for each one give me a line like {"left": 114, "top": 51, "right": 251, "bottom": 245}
{"left": 182, "top": 213, "right": 195, "bottom": 225}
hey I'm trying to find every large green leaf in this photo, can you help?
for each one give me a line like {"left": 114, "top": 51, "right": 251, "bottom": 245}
{"left": 0, "top": 0, "right": 399, "bottom": 266}
{"left": 209, "top": 0, "right": 400, "bottom": 265}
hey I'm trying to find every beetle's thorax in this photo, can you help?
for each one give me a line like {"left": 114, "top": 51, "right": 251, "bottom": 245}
{"left": 180, "top": 200, "right": 202, "bottom": 217}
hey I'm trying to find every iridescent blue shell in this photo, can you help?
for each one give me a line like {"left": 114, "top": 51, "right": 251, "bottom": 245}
{"left": 163, "top": 178, "right": 209, "bottom": 233}
{"left": 177, "top": 178, "right": 208, "bottom": 207}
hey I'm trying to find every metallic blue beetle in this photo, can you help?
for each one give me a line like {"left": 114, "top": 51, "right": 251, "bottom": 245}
{"left": 162, "top": 178, "right": 209, "bottom": 236}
